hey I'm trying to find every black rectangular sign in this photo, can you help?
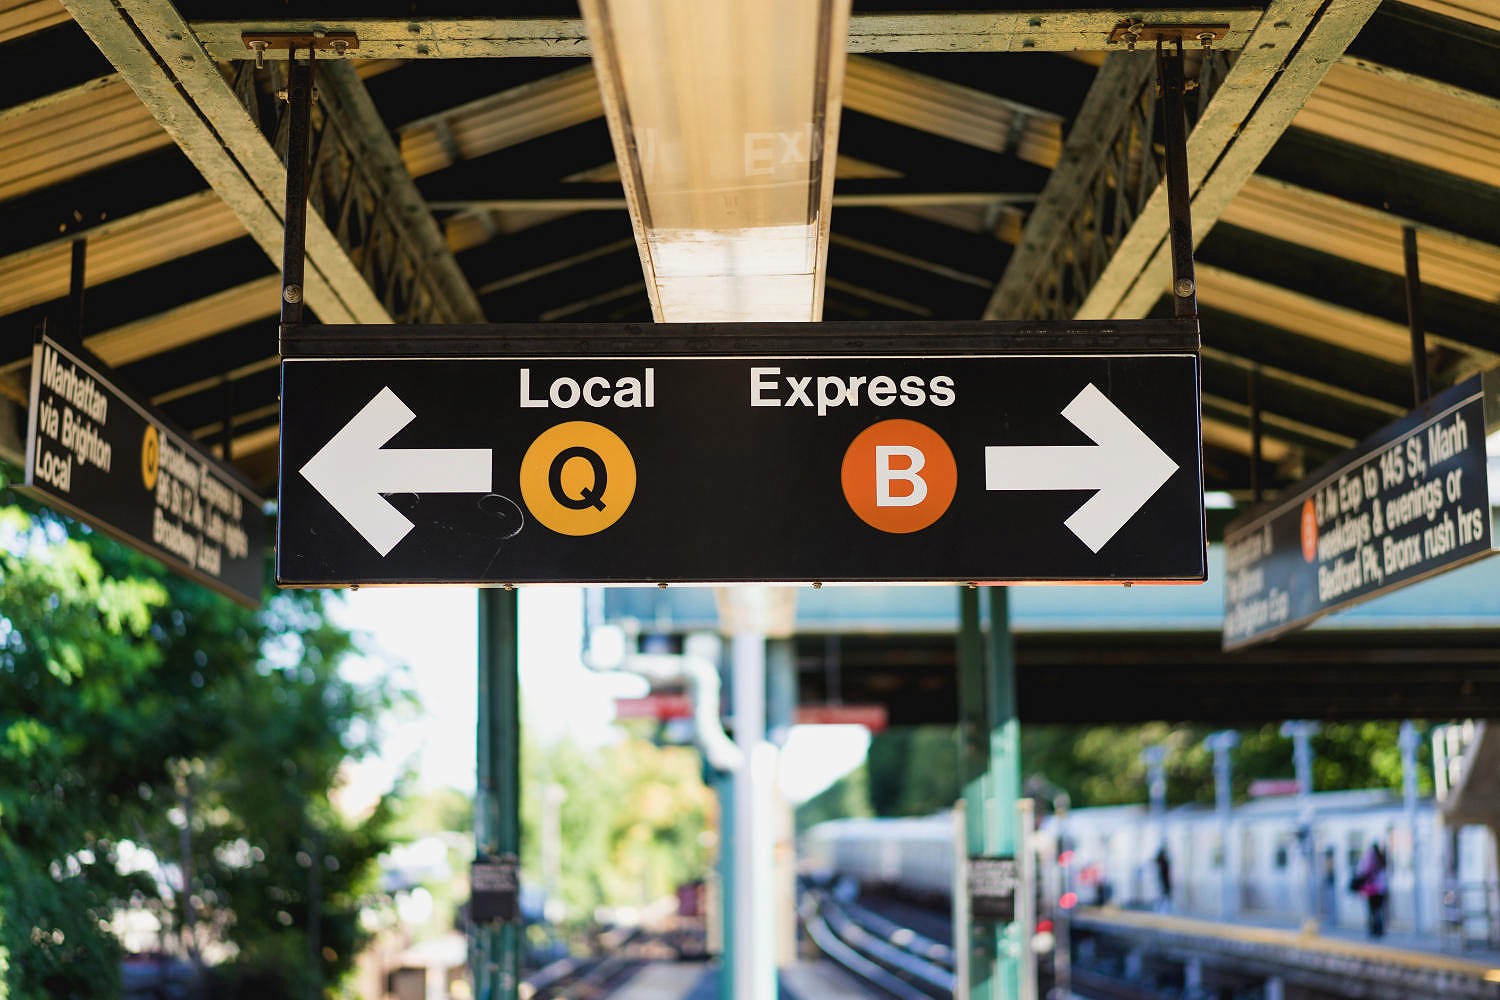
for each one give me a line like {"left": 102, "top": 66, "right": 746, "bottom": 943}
{"left": 22, "top": 335, "right": 268, "bottom": 606}
{"left": 1223, "top": 372, "right": 1499, "bottom": 650}
{"left": 470, "top": 854, "right": 520, "bottom": 924}
{"left": 969, "top": 855, "right": 1021, "bottom": 924}
{"left": 277, "top": 324, "right": 1205, "bottom": 586}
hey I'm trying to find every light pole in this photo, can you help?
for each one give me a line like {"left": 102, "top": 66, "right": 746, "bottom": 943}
{"left": 1399, "top": 721, "right": 1423, "bottom": 932}
{"left": 540, "top": 784, "right": 567, "bottom": 924}
{"left": 1280, "top": 720, "right": 1320, "bottom": 922}
{"left": 1141, "top": 745, "right": 1168, "bottom": 908}
{"left": 1204, "top": 731, "right": 1239, "bottom": 919}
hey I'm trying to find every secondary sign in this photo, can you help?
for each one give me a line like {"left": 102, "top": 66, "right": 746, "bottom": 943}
{"left": 22, "top": 334, "right": 268, "bottom": 606}
{"left": 1223, "top": 372, "right": 1499, "bottom": 650}
{"left": 969, "top": 855, "right": 1022, "bottom": 924}
{"left": 277, "top": 325, "right": 1205, "bottom": 586}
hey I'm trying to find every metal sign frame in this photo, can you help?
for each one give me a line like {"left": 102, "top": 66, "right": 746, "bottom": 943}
{"left": 1223, "top": 370, "right": 1500, "bottom": 650}
{"left": 20, "top": 333, "right": 269, "bottom": 607}
{"left": 277, "top": 322, "right": 1205, "bottom": 587}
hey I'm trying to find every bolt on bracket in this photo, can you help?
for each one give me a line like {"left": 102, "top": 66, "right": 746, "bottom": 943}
{"left": 1108, "top": 21, "right": 1228, "bottom": 50}
{"left": 241, "top": 31, "right": 359, "bottom": 68}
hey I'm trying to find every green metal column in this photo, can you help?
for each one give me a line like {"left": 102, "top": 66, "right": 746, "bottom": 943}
{"left": 475, "top": 588, "right": 521, "bottom": 1000}
{"left": 715, "top": 763, "right": 736, "bottom": 999}
{"left": 958, "top": 586, "right": 1023, "bottom": 999}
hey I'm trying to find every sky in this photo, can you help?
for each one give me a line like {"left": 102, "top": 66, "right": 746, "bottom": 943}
{"left": 330, "top": 585, "right": 868, "bottom": 810}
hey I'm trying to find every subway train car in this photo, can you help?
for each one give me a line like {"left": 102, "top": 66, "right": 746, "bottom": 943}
{"left": 801, "top": 791, "right": 1499, "bottom": 938}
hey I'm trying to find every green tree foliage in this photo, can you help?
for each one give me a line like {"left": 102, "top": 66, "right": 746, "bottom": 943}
{"left": 794, "top": 763, "right": 872, "bottom": 832}
{"left": 1019, "top": 721, "right": 1433, "bottom": 810}
{"left": 814, "top": 719, "right": 1434, "bottom": 830}
{"left": 520, "top": 734, "right": 714, "bottom": 923}
{"left": 860, "top": 726, "right": 963, "bottom": 818}
{"left": 0, "top": 487, "right": 398, "bottom": 999}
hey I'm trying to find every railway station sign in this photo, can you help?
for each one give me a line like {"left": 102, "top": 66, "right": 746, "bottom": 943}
{"left": 969, "top": 855, "right": 1021, "bottom": 924}
{"left": 277, "top": 323, "right": 1206, "bottom": 587}
{"left": 21, "top": 334, "right": 267, "bottom": 606}
{"left": 470, "top": 854, "right": 520, "bottom": 924}
{"left": 1223, "top": 372, "right": 1500, "bottom": 650}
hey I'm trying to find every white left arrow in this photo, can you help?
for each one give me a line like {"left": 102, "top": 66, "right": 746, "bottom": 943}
{"left": 300, "top": 386, "right": 493, "bottom": 556}
{"left": 984, "top": 382, "right": 1179, "bottom": 553}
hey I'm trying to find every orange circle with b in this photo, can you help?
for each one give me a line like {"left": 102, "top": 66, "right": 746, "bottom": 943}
{"left": 841, "top": 419, "right": 957, "bottom": 534}
{"left": 1300, "top": 498, "right": 1319, "bottom": 563}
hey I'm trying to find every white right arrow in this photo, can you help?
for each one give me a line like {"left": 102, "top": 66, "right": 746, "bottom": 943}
{"left": 300, "top": 386, "right": 493, "bottom": 556}
{"left": 984, "top": 382, "right": 1179, "bottom": 553}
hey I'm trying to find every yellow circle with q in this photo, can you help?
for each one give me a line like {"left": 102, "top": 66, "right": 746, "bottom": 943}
{"left": 141, "top": 425, "right": 160, "bottom": 491}
{"left": 519, "top": 421, "right": 636, "bottom": 536}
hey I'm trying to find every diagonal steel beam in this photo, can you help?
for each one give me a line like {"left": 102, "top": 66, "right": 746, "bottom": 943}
{"left": 987, "top": 0, "right": 1381, "bottom": 321}
{"left": 61, "top": 0, "right": 481, "bottom": 325}
{"left": 190, "top": 8, "right": 1267, "bottom": 60}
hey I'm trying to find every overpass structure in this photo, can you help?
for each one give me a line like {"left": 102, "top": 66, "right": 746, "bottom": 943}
{"left": 602, "top": 546, "right": 1500, "bottom": 726}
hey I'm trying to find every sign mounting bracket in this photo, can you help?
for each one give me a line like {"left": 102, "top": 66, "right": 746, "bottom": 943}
{"left": 1156, "top": 36, "right": 1199, "bottom": 321}
{"left": 273, "top": 43, "right": 317, "bottom": 327}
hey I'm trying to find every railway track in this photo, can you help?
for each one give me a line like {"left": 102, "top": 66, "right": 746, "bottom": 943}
{"left": 521, "top": 926, "right": 650, "bottom": 1000}
{"left": 801, "top": 888, "right": 957, "bottom": 1000}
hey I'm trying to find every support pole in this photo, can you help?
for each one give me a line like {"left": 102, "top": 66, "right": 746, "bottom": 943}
{"left": 1158, "top": 39, "right": 1197, "bottom": 321}
{"left": 767, "top": 637, "right": 799, "bottom": 969}
{"left": 1280, "top": 721, "right": 1320, "bottom": 922}
{"left": 280, "top": 48, "right": 314, "bottom": 327}
{"left": 1248, "top": 365, "right": 1264, "bottom": 505}
{"left": 731, "top": 631, "right": 776, "bottom": 1000}
{"left": 474, "top": 588, "right": 521, "bottom": 1000}
{"left": 1141, "top": 745, "right": 1168, "bottom": 907}
{"left": 68, "top": 238, "right": 87, "bottom": 344}
{"left": 715, "top": 763, "right": 735, "bottom": 999}
{"left": 1402, "top": 226, "right": 1430, "bottom": 407}
{"left": 959, "top": 587, "right": 1024, "bottom": 999}
{"left": 1205, "top": 730, "right": 1239, "bottom": 919}
{"left": 1399, "top": 721, "right": 1423, "bottom": 932}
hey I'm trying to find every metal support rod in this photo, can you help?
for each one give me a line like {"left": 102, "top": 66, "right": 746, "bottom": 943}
{"left": 1403, "top": 225, "right": 1430, "bottom": 407}
{"left": 280, "top": 48, "right": 315, "bottom": 326}
{"left": 474, "top": 588, "right": 521, "bottom": 1000}
{"left": 1157, "top": 40, "right": 1198, "bottom": 320}
{"left": 68, "top": 238, "right": 87, "bottom": 344}
{"left": 219, "top": 377, "right": 234, "bottom": 462}
{"left": 1248, "top": 365, "right": 1263, "bottom": 504}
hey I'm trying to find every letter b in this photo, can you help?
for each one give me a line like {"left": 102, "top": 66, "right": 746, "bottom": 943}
{"left": 876, "top": 445, "right": 928, "bottom": 507}
{"left": 842, "top": 420, "right": 956, "bottom": 534}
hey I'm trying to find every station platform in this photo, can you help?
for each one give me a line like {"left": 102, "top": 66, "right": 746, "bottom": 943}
{"left": 605, "top": 960, "right": 878, "bottom": 999}
{"left": 1072, "top": 906, "right": 1500, "bottom": 999}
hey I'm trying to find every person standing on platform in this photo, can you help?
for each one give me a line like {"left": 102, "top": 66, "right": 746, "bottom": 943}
{"left": 1154, "top": 845, "right": 1173, "bottom": 912}
{"left": 1352, "top": 842, "right": 1389, "bottom": 938}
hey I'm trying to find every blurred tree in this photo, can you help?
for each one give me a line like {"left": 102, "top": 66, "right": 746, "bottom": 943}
{"left": 794, "top": 763, "right": 871, "bottom": 832}
{"left": 864, "top": 727, "right": 913, "bottom": 815}
{"left": 0, "top": 478, "right": 398, "bottom": 999}
{"left": 850, "top": 719, "right": 1436, "bottom": 823}
{"left": 520, "top": 733, "right": 714, "bottom": 923}
{"left": 1020, "top": 720, "right": 1433, "bottom": 810}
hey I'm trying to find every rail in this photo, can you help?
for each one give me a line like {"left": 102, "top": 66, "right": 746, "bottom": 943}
{"left": 800, "top": 889, "right": 956, "bottom": 999}
{"left": 520, "top": 926, "right": 645, "bottom": 1000}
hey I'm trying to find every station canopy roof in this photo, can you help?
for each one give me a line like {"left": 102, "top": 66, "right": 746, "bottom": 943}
{"left": 2, "top": 0, "right": 1497, "bottom": 511}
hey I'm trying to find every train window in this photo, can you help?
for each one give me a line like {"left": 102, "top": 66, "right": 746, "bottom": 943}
{"left": 1274, "top": 842, "right": 1289, "bottom": 869}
